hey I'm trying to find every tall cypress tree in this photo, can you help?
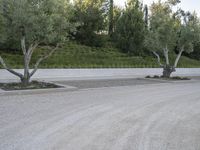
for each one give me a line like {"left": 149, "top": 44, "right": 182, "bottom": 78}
{"left": 144, "top": 4, "right": 148, "bottom": 28}
{"left": 108, "top": 0, "right": 114, "bottom": 37}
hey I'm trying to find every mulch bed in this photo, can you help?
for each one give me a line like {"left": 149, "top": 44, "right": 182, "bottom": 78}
{"left": 0, "top": 81, "right": 63, "bottom": 91}
{"left": 145, "top": 75, "right": 191, "bottom": 81}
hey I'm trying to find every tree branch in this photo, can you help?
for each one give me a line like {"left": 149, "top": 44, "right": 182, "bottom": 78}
{"left": 27, "top": 42, "right": 39, "bottom": 65}
{"left": 21, "top": 36, "right": 26, "bottom": 55}
{"left": 152, "top": 51, "right": 164, "bottom": 67}
{"left": 30, "top": 44, "right": 59, "bottom": 77}
{"left": 0, "top": 56, "right": 23, "bottom": 79}
{"left": 27, "top": 42, "right": 39, "bottom": 58}
{"left": 174, "top": 48, "right": 184, "bottom": 68}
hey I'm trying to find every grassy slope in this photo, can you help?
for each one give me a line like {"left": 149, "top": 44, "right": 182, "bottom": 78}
{"left": 1, "top": 42, "right": 200, "bottom": 69}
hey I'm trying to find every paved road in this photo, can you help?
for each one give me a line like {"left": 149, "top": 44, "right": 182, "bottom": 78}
{"left": 1, "top": 68, "right": 200, "bottom": 83}
{"left": 1, "top": 79, "right": 200, "bottom": 150}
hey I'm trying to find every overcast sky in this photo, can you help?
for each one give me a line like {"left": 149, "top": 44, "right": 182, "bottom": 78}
{"left": 114, "top": 0, "right": 200, "bottom": 16}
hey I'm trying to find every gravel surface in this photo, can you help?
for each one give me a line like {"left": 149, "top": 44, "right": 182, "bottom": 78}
{"left": 0, "top": 80, "right": 200, "bottom": 150}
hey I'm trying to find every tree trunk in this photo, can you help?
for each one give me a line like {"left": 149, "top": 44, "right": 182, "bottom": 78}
{"left": 162, "top": 65, "right": 175, "bottom": 78}
{"left": 144, "top": 4, "right": 148, "bottom": 28}
{"left": 20, "top": 35, "right": 31, "bottom": 86}
{"left": 23, "top": 54, "right": 30, "bottom": 85}
{"left": 21, "top": 76, "right": 30, "bottom": 86}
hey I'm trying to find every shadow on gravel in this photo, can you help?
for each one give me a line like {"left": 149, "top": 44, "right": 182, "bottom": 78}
{"left": 54, "top": 78, "right": 167, "bottom": 89}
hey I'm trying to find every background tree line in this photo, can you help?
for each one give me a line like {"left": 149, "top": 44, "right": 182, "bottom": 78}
{"left": 1, "top": 0, "right": 200, "bottom": 54}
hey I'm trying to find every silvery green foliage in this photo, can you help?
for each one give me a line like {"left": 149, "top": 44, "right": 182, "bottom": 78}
{"left": 176, "top": 12, "right": 200, "bottom": 53}
{"left": 0, "top": 0, "right": 75, "bottom": 47}
{"left": 144, "top": 1, "right": 177, "bottom": 53}
{"left": 145, "top": 0, "right": 200, "bottom": 57}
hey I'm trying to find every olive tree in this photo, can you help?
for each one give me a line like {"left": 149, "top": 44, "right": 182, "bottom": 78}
{"left": 145, "top": 1, "right": 199, "bottom": 77}
{"left": 108, "top": 0, "right": 114, "bottom": 37}
{"left": 0, "top": 0, "right": 75, "bottom": 85}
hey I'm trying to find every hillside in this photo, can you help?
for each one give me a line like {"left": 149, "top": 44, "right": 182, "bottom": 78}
{"left": 1, "top": 42, "right": 200, "bottom": 69}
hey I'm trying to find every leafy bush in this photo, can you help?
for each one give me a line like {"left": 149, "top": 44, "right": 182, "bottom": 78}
{"left": 114, "top": 0, "right": 145, "bottom": 55}
{"left": 72, "top": 3, "right": 105, "bottom": 47}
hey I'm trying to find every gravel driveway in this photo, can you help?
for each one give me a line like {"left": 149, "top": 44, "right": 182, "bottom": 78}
{"left": 0, "top": 79, "right": 200, "bottom": 150}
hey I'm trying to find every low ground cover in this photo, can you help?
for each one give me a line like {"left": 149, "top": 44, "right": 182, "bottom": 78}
{"left": 1, "top": 42, "right": 200, "bottom": 69}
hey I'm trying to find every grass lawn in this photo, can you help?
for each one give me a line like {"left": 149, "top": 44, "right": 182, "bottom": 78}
{"left": 1, "top": 42, "right": 200, "bottom": 69}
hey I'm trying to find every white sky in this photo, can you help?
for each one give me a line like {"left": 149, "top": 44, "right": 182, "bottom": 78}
{"left": 114, "top": 0, "right": 200, "bottom": 16}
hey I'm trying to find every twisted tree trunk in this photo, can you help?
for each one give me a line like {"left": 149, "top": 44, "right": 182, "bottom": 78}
{"left": 162, "top": 65, "right": 175, "bottom": 78}
{"left": 152, "top": 47, "right": 184, "bottom": 78}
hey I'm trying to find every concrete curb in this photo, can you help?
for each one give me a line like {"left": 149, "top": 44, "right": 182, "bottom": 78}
{"left": 0, "top": 84, "right": 77, "bottom": 96}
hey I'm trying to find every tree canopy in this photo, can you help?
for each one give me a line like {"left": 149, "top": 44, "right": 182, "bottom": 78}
{"left": 0, "top": 0, "right": 74, "bottom": 48}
